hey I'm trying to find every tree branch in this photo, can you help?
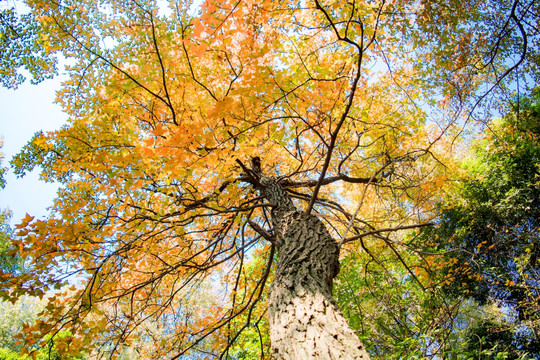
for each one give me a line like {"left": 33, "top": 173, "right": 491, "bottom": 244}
{"left": 340, "top": 222, "right": 434, "bottom": 246}
{"left": 248, "top": 220, "right": 278, "bottom": 247}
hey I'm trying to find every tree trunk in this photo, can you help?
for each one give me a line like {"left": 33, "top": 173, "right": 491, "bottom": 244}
{"left": 257, "top": 171, "right": 371, "bottom": 359}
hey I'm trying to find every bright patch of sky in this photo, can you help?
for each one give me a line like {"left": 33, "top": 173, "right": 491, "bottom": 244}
{"left": 158, "top": 0, "right": 203, "bottom": 17}
{"left": 0, "top": 77, "right": 67, "bottom": 226}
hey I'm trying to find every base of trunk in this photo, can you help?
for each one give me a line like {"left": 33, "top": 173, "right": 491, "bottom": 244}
{"left": 269, "top": 288, "right": 370, "bottom": 359}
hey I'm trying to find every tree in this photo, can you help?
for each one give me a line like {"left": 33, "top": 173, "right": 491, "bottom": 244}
{"left": 0, "top": 211, "right": 18, "bottom": 275}
{"left": 0, "top": 295, "right": 45, "bottom": 352}
{"left": 0, "top": 144, "right": 20, "bottom": 275}
{"left": 2, "top": 0, "right": 539, "bottom": 358}
{"left": 0, "top": 206, "right": 29, "bottom": 353}
{"left": 0, "top": 325, "right": 87, "bottom": 360}
{"left": 0, "top": 142, "right": 6, "bottom": 190}
{"left": 422, "top": 89, "right": 540, "bottom": 358}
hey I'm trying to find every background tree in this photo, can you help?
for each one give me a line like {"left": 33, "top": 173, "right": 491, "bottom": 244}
{"left": 1, "top": 0, "right": 539, "bottom": 358}
{"left": 422, "top": 88, "right": 540, "bottom": 359}
{"left": 0, "top": 295, "right": 45, "bottom": 353}
{"left": 0, "top": 144, "right": 21, "bottom": 276}
{"left": 0, "top": 211, "right": 19, "bottom": 275}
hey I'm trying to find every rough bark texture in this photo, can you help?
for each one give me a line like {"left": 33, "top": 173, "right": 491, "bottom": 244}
{"left": 257, "top": 172, "right": 371, "bottom": 359}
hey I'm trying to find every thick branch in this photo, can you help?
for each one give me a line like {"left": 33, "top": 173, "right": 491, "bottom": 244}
{"left": 280, "top": 174, "right": 377, "bottom": 188}
{"left": 248, "top": 220, "right": 278, "bottom": 246}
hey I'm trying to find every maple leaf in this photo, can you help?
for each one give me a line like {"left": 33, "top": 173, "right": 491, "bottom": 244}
{"left": 15, "top": 214, "right": 34, "bottom": 229}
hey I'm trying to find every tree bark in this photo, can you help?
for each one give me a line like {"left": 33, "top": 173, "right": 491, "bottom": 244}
{"left": 256, "top": 170, "right": 371, "bottom": 359}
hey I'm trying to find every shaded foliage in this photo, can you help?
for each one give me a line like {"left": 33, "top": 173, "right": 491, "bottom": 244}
{"left": 0, "top": 211, "right": 20, "bottom": 277}
{"left": 423, "top": 88, "right": 540, "bottom": 358}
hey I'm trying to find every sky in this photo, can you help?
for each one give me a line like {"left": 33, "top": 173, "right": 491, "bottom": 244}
{"left": 0, "top": 77, "right": 66, "bottom": 225}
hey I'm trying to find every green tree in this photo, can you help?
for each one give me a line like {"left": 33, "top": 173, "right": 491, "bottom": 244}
{"left": 0, "top": 296, "right": 44, "bottom": 352}
{"left": 0, "top": 210, "right": 22, "bottom": 275}
{"left": 0, "top": 142, "right": 6, "bottom": 189}
{"left": 0, "top": 330, "right": 86, "bottom": 360}
{"left": 0, "top": 143, "right": 20, "bottom": 275}
{"left": 0, "top": 347, "right": 30, "bottom": 360}
{"left": 0, "top": 294, "right": 86, "bottom": 359}
{"left": 424, "top": 88, "right": 540, "bottom": 358}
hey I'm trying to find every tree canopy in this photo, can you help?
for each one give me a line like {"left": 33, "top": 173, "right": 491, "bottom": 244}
{"left": 1, "top": 0, "right": 539, "bottom": 358}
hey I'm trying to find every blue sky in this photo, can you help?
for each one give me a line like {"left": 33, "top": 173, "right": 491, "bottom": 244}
{"left": 0, "top": 78, "right": 66, "bottom": 225}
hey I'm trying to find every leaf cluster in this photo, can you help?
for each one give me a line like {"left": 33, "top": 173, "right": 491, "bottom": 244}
{"left": 0, "top": 7, "right": 57, "bottom": 89}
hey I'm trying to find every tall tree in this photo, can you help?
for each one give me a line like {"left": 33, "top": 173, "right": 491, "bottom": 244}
{"left": 2, "top": 0, "right": 539, "bottom": 358}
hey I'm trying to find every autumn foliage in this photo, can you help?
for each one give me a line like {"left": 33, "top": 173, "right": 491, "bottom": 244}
{"left": 1, "top": 0, "right": 539, "bottom": 358}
